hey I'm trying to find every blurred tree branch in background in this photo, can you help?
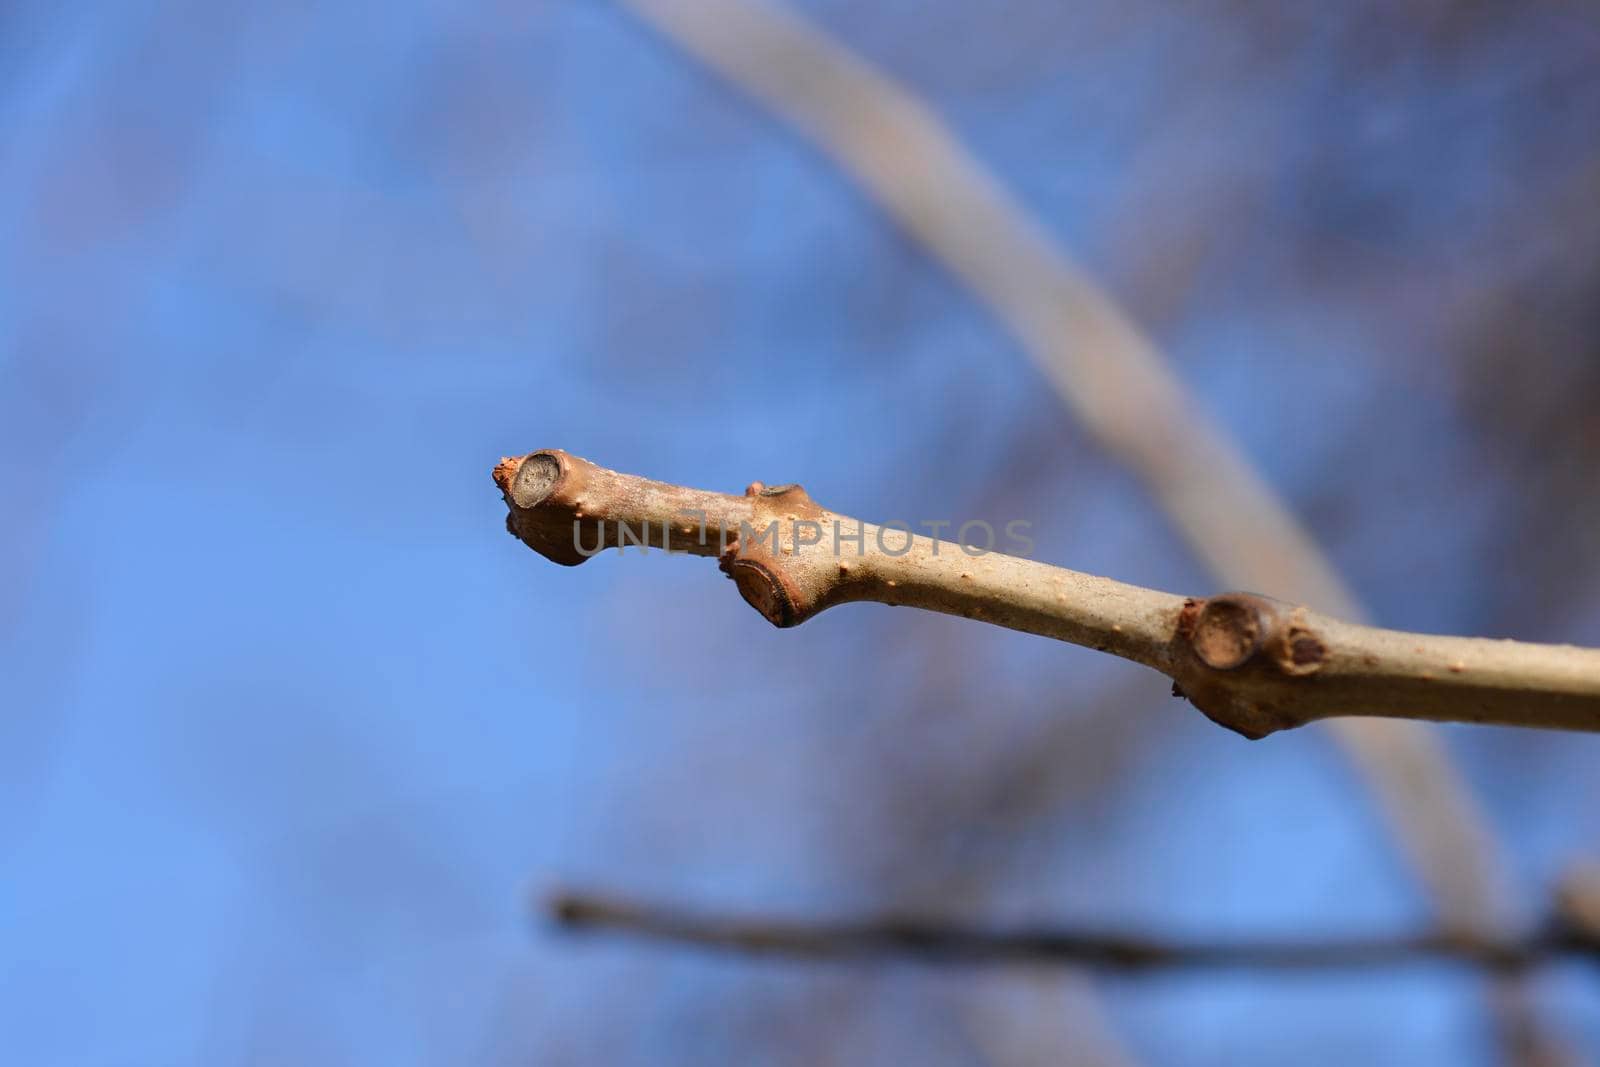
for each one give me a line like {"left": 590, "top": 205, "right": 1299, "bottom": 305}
{"left": 548, "top": 889, "right": 1600, "bottom": 973}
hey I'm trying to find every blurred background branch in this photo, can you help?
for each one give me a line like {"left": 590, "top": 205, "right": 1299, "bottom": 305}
{"left": 549, "top": 889, "right": 1600, "bottom": 972}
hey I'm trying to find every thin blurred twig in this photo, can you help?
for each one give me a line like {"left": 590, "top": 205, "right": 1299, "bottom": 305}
{"left": 549, "top": 890, "right": 1600, "bottom": 972}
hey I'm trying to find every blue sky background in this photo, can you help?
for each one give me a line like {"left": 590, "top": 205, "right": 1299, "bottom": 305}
{"left": 2, "top": 1, "right": 1599, "bottom": 1064}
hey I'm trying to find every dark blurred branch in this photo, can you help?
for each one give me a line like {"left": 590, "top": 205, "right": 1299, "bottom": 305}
{"left": 548, "top": 890, "right": 1600, "bottom": 973}
{"left": 495, "top": 450, "right": 1600, "bottom": 738}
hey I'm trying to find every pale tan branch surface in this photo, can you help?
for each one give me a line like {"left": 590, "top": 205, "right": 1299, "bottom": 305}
{"left": 547, "top": 890, "right": 1600, "bottom": 973}
{"left": 496, "top": 450, "right": 1600, "bottom": 739}
{"left": 616, "top": 0, "right": 1508, "bottom": 942}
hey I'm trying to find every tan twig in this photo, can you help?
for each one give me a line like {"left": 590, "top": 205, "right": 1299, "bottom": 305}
{"left": 547, "top": 890, "right": 1600, "bottom": 972}
{"left": 617, "top": 0, "right": 1513, "bottom": 947}
{"left": 495, "top": 451, "right": 1600, "bottom": 737}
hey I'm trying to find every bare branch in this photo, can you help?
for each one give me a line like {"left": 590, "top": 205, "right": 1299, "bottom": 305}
{"left": 496, "top": 450, "right": 1600, "bottom": 739}
{"left": 547, "top": 890, "right": 1600, "bottom": 973}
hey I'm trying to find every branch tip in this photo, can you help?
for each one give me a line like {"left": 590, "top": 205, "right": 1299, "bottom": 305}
{"left": 510, "top": 452, "right": 563, "bottom": 510}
